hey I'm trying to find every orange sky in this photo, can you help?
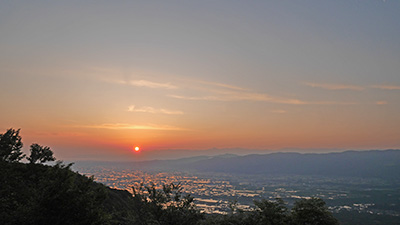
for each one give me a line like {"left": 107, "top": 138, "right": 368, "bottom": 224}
{"left": 1, "top": 1, "right": 399, "bottom": 160}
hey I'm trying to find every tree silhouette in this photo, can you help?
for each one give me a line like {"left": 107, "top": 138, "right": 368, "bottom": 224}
{"left": 254, "top": 198, "right": 290, "bottom": 225}
{"left": 27, "top": 143, "right": 56, "bottom": 164}
{"left": 291, "top": 197, "right": 339, "bottom": 225}
{"left": 0, "top": 128, "right": 24, "bottom": 162}
{"left": 131, "top": 182, "right": 203, "bottom": 225}
{"left": 0, "top": 161, "right": 109, "bottom": 225}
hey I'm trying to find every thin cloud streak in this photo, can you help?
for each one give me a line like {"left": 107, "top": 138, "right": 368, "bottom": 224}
{"left": 371, "top": 85, "right": 400, "bottom": 90}
{"left": 169, "top": 93, "right": 357, "bottom": 105}
{"left": 76, "top": 123, "right": 186, "bottom": 131}
{"left": 168, "top": 95, "right": 227, "bottom": 101}
{"left": 305, "top": 82, "right": 365, "bottom": 91}
{"left": 159, "top": 109, "right": 185, "bottom": 115}
{"left": 306, "top": 82, "right": 400, "bottom": 91}
{"left": 171, "top": 79, "right": 307, "bottom": 104}
{"left": 173, "top": 80, "right": 357, "bottom": 105}
{"left": 129, "top": 80, "right": 177, "bottom": 89}
{"left": 375, "top": 101, "right": 388, "bottom": 105}
{"left": 310, "top": 101, "right": 358, "bottom": 105}
{"left": 106, "top": 76, "right": 362, "bottom": 106}
{"left": 102, "top": 78, "right": 177, "bottom": 89}
{"left": 271, "top": 110, "right": 287, "bottom": 114}
{"left": 197, "top": 80, "right": 248, "bottom": 91}
{"left": 229, "top": 92, "right": 306, "bottom": 105}
{"left": 128, "top": 105, "right": 184, "bottom": 115}
{"left": 168, "top": 92, "right": 306, "bottom": 105}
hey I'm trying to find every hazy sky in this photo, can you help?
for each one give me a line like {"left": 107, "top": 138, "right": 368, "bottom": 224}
{"left": 1, "top": 0, "right": 399, "bottom": 160}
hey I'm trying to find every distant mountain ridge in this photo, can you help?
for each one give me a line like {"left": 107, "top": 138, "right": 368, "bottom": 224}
{"left": 183, "top": 150, "right": 400, "bottom": 179}
{"left": 75, "top": 149, "right": 400, "bottom": 180}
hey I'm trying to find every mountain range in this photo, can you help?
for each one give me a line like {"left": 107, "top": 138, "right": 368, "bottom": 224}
{"left": 75, "top": 149, "right": 400, "bottom": 180}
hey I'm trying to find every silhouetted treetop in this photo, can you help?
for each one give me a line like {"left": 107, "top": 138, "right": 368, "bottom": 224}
{"left": 0, "top": 128, "right": 24, "bottom": 162}
{"left": 291, "top": 197, "right": 339, "bottom": 225}
{"left": 27, "top": 143, "right": 56, "bottom": 164}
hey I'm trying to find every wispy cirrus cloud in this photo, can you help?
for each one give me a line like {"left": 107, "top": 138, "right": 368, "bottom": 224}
{"left": 104, "top": 78, "right": 178, "bottom": 89}
{"left": 128, "top": 105, "right": 184, "bottom": 115}
{"left": 169, "top": 80, "right": 361, "bottom": 105}
{"left": 168, "top": 95, "right": 227, "bottom": 101}
{"left": 197, "top": 80, "right": 248, "bottom": 91}
{"left": 371, "top": 85, "right": 400, "bottom": 90}
{"left": 128, "top": 80, "right": 177, "bottom": 89}
{"left": 304, "top": 82, "right": 365, "bottom": 91}
{"left": 227, "top": 92, "right": 306, "bottom": 105}
{"left": 271, "top": 109, "right": 287, "bottom": 114}
{"left": 169, "top": 92, "right": 359, "bottom": 105}
{"left": 77, "top": 123, "right": 185, "bottom": 131}
{"left": 310, "top": 101, "right": 358, "bottom": 105}
{"left": 159, "top": 109, "right": 184, "bottom": 115}
{"left": 375, "top": 101, "right": 388, "bottom": 105}
{"left": 169, "top": 91, "right": 307, "bottom": 105}
{"left": 305, "top": 82, "right": 400, "bottom": 92}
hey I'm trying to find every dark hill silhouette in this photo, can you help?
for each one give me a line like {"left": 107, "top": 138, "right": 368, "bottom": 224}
{"left": 0, "top": 161, "right": 110, "bottom": 225}
{"left": 1, "top": 160, "right": 342, "bottom": 225}
{"left": 0, "top": 160, "right": 202, "bottom": 225}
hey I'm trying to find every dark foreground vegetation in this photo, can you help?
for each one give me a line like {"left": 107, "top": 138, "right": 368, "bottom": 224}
{"left": 1, "top": 128, "right": 339, "bottom": 225}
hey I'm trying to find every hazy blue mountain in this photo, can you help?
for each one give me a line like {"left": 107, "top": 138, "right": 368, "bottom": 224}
{"left": 75, "top": 150, "right": 400, "bottom": 179}
{"left": 180, "top": 150, "right": 400, "bottom": 179}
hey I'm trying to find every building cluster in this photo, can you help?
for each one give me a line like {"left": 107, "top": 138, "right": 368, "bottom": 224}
{"left": 77, "top": 167, "right": 396, "bottom": 216}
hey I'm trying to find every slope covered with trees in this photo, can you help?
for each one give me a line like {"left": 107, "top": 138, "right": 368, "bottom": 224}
{"left": 0, "top": 128, "right": 339, "bottom": 225}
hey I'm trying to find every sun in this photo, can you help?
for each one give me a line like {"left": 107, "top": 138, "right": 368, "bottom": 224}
{"left": 134, "top": 146, "right": 140, "bottom": 152}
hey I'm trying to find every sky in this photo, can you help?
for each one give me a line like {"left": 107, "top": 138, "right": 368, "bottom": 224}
{"left": 1, "top": 0, "right": 399, "bottom": 161}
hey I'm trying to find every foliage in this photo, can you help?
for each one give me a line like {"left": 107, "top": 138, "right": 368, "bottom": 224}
{"left": 131, "top": 182, "right": 204, "bottom": 225}
{"left": 27, "top": 143, "right": 56, "bottom": 164}
{"left": 0, "top": 161, "right": 109, "bottom": 225}
{"left": 0, "top": 128, "right": 56, "bottom": 164}
{"left": 200, "top": 197, "right": 340, "bottom": 225}
{"left": 0, "top": 128, "right": 340, "bottom": 225}
{"left": 291, "top": 197, "right": 339, "bottom": 225}
{"left": 0, "top": 128, "right": 24, "bottom": 162}
{"left": 0, "top": 157, "right": 340, "bottom": 225}
{"left": 254, "top": 198, "right": 290, "bottom": 225}
{"left": 200, "top": 211, "right": 258, "bottom": 225}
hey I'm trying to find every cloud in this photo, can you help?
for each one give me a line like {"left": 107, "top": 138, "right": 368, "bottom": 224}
{"left": 101, "top": 78, "right": 178, "bottom": 89}
{"left": 309, "top": 101, "right": 357, "bottom": 105}
{"left": 305, "top": 82, "right": 400, "bottom": 93}
{"left": 128, "top": 105, "right": 157, "bottom": 113}
{"left": 128, "top": 80, "right": 177, "bottom": 89}
{"left": 169, "top": 91, "right": 306, "bottom": 105}
{"left": 159, "top": 109, "right": 185, "bottom": 115}
{"left": 271, "top": 110, "right": 287, "bottom": 114}
{"left": 78, "top": 123, "right": 185, "bottom": 131}
{"left": 171, "top": 80, "right": 358, "bottom": 105}
{"left": 229, "top": 92, "right": 306, "bottom": 104}
{"left": 197, "top": 80, "right": 248, "bottom": 91}
{"left": 104, "top": 79, "right": 177, "bottom": 89}
{"left": 168, "top": 95, "right": 226, "bottom": 101}
{"left": 128, "top": 105, "right": 184, "bottom": 115}
{"left": 371, "top": 85, "right": 400, "bottom": 90}
{"left": 375, "top": 101, "right": 388, "bottom": 105}
{"left": 169, "top": 93, "right": 359, "bottom": 105}
{"left": 304, "top": 82, "right": 365, "bottom": 91}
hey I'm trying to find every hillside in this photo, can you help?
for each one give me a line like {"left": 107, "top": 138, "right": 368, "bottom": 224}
{"left": 1, "top": 160, "right": 341, "bottom": 225}
{"left": 0, "top": 161, "right": 111, "bottom": 225}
